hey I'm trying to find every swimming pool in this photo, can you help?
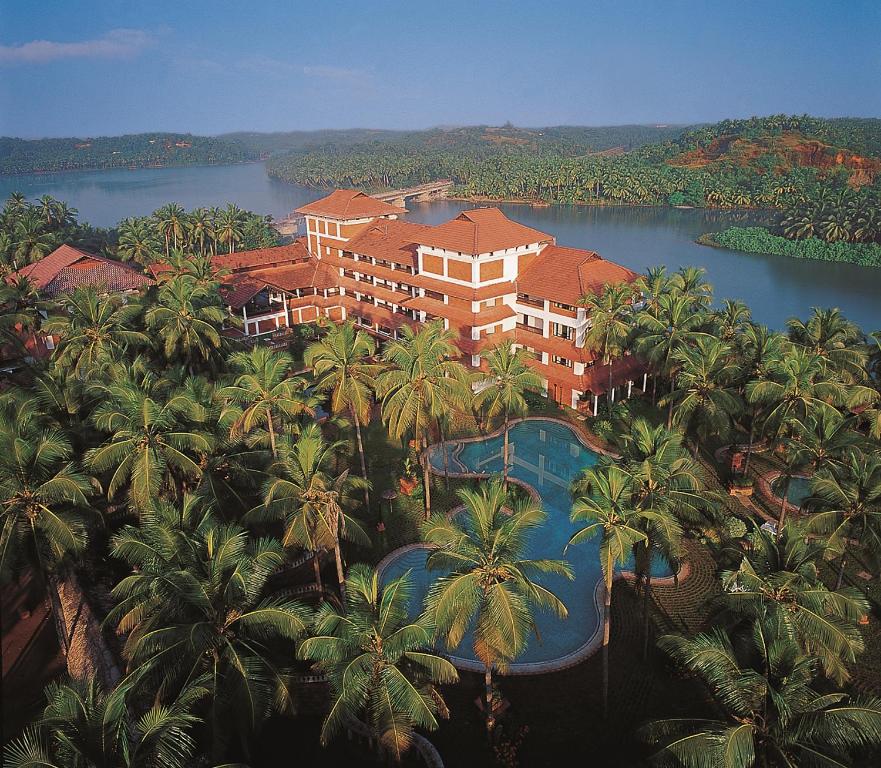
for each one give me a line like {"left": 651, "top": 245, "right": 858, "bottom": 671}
{"left": 378, "top": 418, "right": 676, "bottom": 672}
{"left": 771, "top": 475, "right": 812, "bottom": 508}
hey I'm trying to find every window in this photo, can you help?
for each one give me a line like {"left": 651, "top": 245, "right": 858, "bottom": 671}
{"left": 342, "top": 269, "right": 356, "bottom": 279}
{"left": 552, "top": 301, "right": 576, "bottom": 312}
{"left": 326, "top": 287, "right": 339, "bottom": 296}
{"left": 424, "top": 289, "right": 444, "bottom": 302}
{"left": 552, "top": 323, "right": 573, "bottom": 340}
{"left": 552, "top": 355, "right": 573, "bottom": 368}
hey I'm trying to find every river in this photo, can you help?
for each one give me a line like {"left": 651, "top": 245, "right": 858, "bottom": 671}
{"left": 2, "top": 162, "right": 879, "bottom": 331}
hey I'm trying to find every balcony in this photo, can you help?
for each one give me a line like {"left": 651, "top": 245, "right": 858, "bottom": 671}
{"left": 517, "top": 293, "right": 545, "bottom": 309}
{"left": 516, "top": 322, "right": 544, "bottom": 335}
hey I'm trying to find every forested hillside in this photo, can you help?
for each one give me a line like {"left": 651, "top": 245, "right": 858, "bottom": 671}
{"left": 0, "top": 133, "right": 260, "bottom": 174}
{"left": 266, "top": 115, "right": 881, "bottom": 212}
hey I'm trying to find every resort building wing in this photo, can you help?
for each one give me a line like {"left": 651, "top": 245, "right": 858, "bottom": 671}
{"left": 211, "top": 189, "right": 646, "bottom": 413}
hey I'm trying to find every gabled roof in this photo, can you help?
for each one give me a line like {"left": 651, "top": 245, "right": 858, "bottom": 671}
{"left": 516, "top": 244, "right": 638, "bottom": 306}
{"left": 342, "top": 219, "right": 430, "bottom": 267}
{"left": 220, "top": 260, "right": 339, "bottom": 309}
{"left": 9, "top": 244, "right": 153, "bottom": 298}
{"left": 295, "top": 190, "right": 406, "bottom": 220}
{"left": 416, "top": 208, "right": 552, "bottom": 255}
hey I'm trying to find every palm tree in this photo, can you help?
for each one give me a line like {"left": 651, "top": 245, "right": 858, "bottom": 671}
{"left": 145, "top": 275, "right": 226, "bottom": 372}
{"left": 668, "top": 336, "right": 743, "bottom": 457}
{"left": 0, "top": 274, "right": 46, "bottom": 356}
{"left": 788, "top": 307, "right": 868, "bottom": 384}
{"left": 644, "top": 621, "right": 881, "bottom": 767}
{"left": 117, "top": 217, "right": 159, "bottom": 265}
{"left": 153, "top": 203, "right": 186, "bottom": 259}
{"left": 299, "top": 563, "right": 458, "bottom": 759}
{"left": 423, "top": 480, "right": 572, "bottom": 733}
{"left": 620, "top": 419, "right": 710, "bottom": 658}
{"left": 807, "top": 449, "right": 881, "bottom": 589}
{"left": 44, "top": 287, "right": 147, "bottom": 377}
{"left": 718, "top": 522, "right": 868, "bottom": 684}
{"left": 223, "top": 345, "right": 314, "bottom": 458}
{"left": 254, "top": 423, "right": 369, "bottom": 599}
{"left": 13, "top": 211, "right": 57, "bottom": 267}
{"left": 672, "top": 265, "right": 713, "bottom": 310}
{"left": 86, "top": 380, "right": 210, "bottom": 512}
{"left": 3, "top": 677, "right": 207, "bottom": 768}
{"left": 305, "top": 321, "right": 382, "bottom": 509}
{"left": 568, "top": 465, "right": 648, "bottom": 716}
{"left": 475, "top": 343, "right": 542, "bottom": 487}
{"left": 745, "top": 347, "right": 845, "bottom": 442}
{"left": 0, "top": 399, "right": 90, "bottom": 581}
{"left": 108, "top": 505, "right": 311, "bottom": 759}
{"left": 634, "top": 292, "right": 706, "bottom": 427}
{"left": 186, "top": 207, "right": 213, "bottom": 256}
{"left": 738, "top": 325, "right": 787, "bottom": 474}
{"left": 713, "top": 299, "right": 752, "bottom": 343}
{"left": 580, "top": 281, "right": 634, "bottom": 411}
{"left": 377, "top": 321, "right": 471, "bottom": 519}
{"left": 214, "top": 204, "right": 246, "bottom": 254}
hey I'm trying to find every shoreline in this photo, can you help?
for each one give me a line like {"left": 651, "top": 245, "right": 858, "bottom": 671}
{"left": 0, "top": 159, "right": 264, "bottom": 179}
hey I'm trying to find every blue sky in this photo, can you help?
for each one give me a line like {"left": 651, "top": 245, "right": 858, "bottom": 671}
{"left": 1, "top": 0, "right": 879, "bottom": 138}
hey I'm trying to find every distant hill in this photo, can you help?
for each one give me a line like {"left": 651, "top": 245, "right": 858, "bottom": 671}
{"left": 0, "top": 133, "right": 259, "bottom": 175}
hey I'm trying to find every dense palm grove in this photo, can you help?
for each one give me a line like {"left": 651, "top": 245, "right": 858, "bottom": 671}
{"left": 0, "top": 193, "right": 279, "bottom": 273}
{"left": 2, "top": 193, "right": 881, "bottom": 767}
{"left": 266, "top": 116, "right": 881, "bottom": 211}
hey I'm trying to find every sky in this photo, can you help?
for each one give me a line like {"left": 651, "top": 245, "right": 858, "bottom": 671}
{"left": 1, "top": 0, "right": 879, "bottom": 138}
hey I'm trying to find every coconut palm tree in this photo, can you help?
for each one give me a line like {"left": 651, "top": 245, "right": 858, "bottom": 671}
{"left": 423, "top": 480, "right": 572, "bottom": 733}
{"left": 738, "top": 325, "right": 787, "bottom": 474}
{"left": 580, "top": 281, "right": 634, "bottom": 411}
{"left": 619, "top": 419, "right": 710, "bottom": 658}
{"left": 806, "top": 449, "right": 881, "bottom": 589}
{"left": 153, "top": 203, "right": 186, "bottom": 259}
{"left": 745, "top": 347, "right": 845, "bottom": 442}
{"left": 377, "top": 321, "right": 471, "bottom": 519}
{"left": 568, "top": 464, "right": 649, "bottom": 716}
{"left": 0, "top": 274, "right": 46, "bottom": 356}
{"left": 253, "top": 423, "right": 369, "bottom": 599}
{"left": 713, "top": 299, "right": 752, "bottom": 343}
{"left": 223, "top": 345, "right": 315, "bottom": 458}
{"left": 305, "top": 321, "right": 382, "bottom": 509}
{"left": 643, "top": 622, "right": 881, "bottom": 767}
{"left": 788, "top": 307, "right": 868, "bottom": 384}
{"left": 145, "top": 275, "right": 226, "bottom": 372}
{"left": 668, "top": 336, "right": 743, "bottom": 457}
{"left": 214, "top": 204, "right": 246, "bottom": 254}
{"left": 44, "top": 286, "right": 147, "bottom": 378}
{"left": 298, "top": 563, "right": 458, "bottom": 759}
{"left": 475, "top": 343, "right": 542, "bottom": 487}
{"left": 0, "top": 398, "right": 91, "bottom": 581}
{"left": 672, "top": 265, "right": 713, "bottom": 310}
{"left": 108, "top": 505, "right": 311, "bottom": 760}
{"left": 86, "top": 379, "right": 210, "bottom": 512}
{"left": 718, "top": 522, "right": 868, "bottom": 684}
{"left": 2, "top": 676, "right": 208, "bottom": 768}
{"left": 633, "top": 292, "right": 707, "bottom": 427}
{"left": 116, "top": 217, "right": 159, "bottom": 265}
{"left": 12, "top": 210, "right": 57, "bottom": 267}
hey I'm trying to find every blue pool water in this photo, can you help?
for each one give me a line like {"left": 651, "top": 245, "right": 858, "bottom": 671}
{"left": 380, "top": 419, "right": 674, "bottom": 668}
{"left": 772, "top": 475, "right": 812, "bottom": 507}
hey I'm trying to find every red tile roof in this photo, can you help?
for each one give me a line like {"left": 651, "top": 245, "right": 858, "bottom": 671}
{"left": 220, "top": 261, "right": 339, "bottom": 309}
{"left": 516, "top": 244, "right": 638, "bottom": 306}
{"left": 296, "top": 190, "right": 406, "bottom": 220}
{"left": 342, "top": 219, "right": 429, "bottom": 267}
{"left": 416, "top": 208, "right": 552, "bottom": 255}
{"left": 212, "top": 239, "right": 311, "bottom": 272}
{"left": 9, "top": 245, "right": 153, "bottom": 298}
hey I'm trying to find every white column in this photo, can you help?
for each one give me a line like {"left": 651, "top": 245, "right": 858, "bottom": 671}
{"left": 627, "top": 380, "right": 633, "bottom": 397}
{"left": 592, "top": 393, "right": 598, "bottom": 415}
{"left": 643, "top": 372, "right": 648, "bottom": 390}
{"left": 610, "top": 387, "right": 616, "bottom": 403}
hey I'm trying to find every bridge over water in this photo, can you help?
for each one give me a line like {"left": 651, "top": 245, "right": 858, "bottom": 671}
{"left": 272, "top": 180, "right": 453, "bottom": 235}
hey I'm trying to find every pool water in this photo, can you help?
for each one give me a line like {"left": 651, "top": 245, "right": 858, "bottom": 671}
{"left": 380, "top": 419, "right": 674, "bottom": 668}
{"left": 772, "top": 475, "right": 812, "bottom": 507}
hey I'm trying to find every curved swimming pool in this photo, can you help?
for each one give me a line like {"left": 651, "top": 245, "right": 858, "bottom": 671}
{"left": 771, "top": 475, "right": 812, "bottom": 507}
{"left": 378, "top": 418, "right": 675, "bottom": 673}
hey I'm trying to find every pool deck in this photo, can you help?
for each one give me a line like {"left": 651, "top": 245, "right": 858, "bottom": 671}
{"left": 378, "top": 416, "right": 691, "bottom": 676}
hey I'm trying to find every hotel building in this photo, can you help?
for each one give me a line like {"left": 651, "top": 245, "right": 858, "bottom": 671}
{"left": 200, "top": 189, "right": 643, "bottom": 412}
